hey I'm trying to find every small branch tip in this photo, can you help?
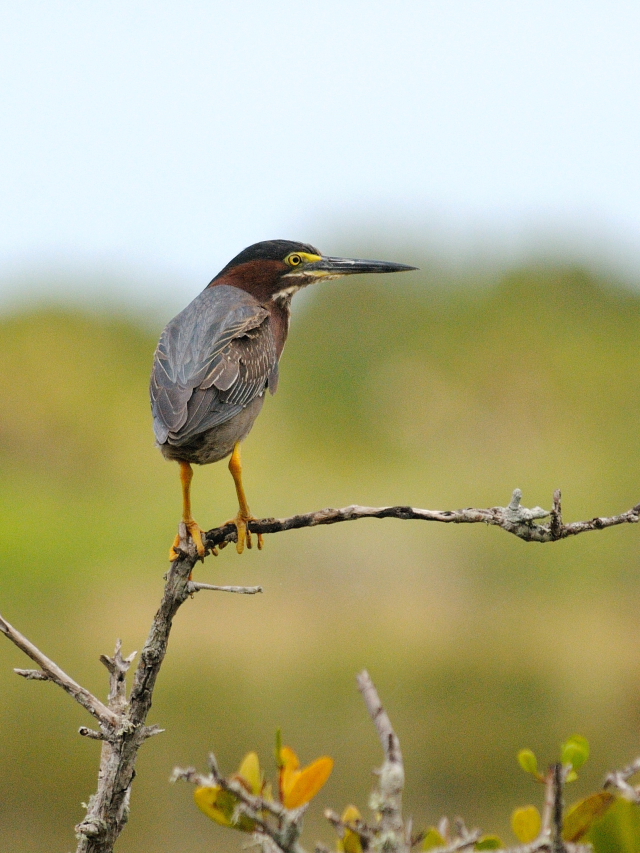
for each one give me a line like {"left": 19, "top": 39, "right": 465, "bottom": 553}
{"left": 14, "top": 668, "right": 49, "bottom": 680}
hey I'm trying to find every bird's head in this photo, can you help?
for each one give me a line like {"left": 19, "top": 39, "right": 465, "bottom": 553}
{"left": 210, "top": 239, "right": 417, "bottom": 306}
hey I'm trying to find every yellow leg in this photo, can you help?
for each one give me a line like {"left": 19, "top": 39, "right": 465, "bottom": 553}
{"left": 227, "top": 442, "right": 264, "bottom": 554}
{"left": 169, "top": 460, "right": 207, "bottom": 561}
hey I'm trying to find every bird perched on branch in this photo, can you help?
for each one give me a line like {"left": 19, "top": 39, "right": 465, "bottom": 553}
{"left": 151, "top": 239, "right": 416, "bottom": 559}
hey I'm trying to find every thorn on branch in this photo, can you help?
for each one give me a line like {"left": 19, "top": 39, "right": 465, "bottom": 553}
{"left": 143, "top": 724, "right": 165, "bottom": 740}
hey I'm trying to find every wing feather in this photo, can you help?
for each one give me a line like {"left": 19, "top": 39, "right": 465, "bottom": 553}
{"left": 150, "top": 285, "right": 278, "bottom": 446}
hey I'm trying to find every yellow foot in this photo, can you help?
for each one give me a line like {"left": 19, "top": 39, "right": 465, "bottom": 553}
{"left": 169, "top": 519, "right": 209, "bottom": 561}
{"left": 224, "top": 512, "right": 264, "bottom": 554}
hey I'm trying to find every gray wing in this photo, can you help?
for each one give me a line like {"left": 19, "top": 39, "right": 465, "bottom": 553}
{"left": 150, "top": 285, "right": 279, "bottom": 446}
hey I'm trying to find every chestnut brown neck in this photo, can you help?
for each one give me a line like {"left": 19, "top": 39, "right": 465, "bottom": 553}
{"left": 208, "top": 258, "right": 293, "bottom": 358}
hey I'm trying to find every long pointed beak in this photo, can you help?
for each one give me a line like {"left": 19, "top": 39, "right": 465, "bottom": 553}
{"left": 305, "top": 256, "right": 418, "bottom": 277}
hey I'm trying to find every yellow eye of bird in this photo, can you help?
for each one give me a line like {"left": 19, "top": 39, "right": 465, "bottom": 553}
{"left": 287, "top": 254, "right": 302, "bottom": 266}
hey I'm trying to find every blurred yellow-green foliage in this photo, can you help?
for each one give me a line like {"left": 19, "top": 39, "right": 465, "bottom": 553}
{"left": 1, "top": 253, "right": 640, "bottom": 852}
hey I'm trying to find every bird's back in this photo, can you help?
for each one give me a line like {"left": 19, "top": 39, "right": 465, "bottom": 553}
{"left": 150, "top": 285, "right": 278, "bottom": 451}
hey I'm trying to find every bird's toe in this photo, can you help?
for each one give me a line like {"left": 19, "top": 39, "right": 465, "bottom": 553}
{"left": 169, "top": 519, "right": 209, "bottom": 561}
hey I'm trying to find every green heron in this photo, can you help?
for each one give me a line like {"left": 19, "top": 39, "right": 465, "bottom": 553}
{"left": 151, "top": 240, "right": 416, "bottom": 559}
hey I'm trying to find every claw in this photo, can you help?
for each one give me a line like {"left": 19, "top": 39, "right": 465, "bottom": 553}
{"left": 169, "top": 519, "right": 208, "bottom": 561}
{"left": 223, "top": 512, "right": 264, "bottom": 554}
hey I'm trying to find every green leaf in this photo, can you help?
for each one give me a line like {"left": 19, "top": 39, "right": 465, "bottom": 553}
{"left": 475, "top": 834, "right": 504, "bottom": 849}
{"left": 275, "top": 729, "right": 283, "bottom": 768}
{"left": 517, "top": 749, "right": 539, "bottom": 776}
{"left": 511, "top": 806, "right": 542, "bottom": 843}
{"left": 422, "top": 827, "right": 447, "bottom": 850}
{"left": 561, "top": 735, "right": 590, "bottom": 771}
{"left": 585, "top": 798, "right": 640, "bottom": 853}
{"left": 563, "top": 792, "right": 615, "bottom": 842}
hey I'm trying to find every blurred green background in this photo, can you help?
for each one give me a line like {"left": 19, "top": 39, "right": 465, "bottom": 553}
{"left": 1, "top": 248, "right": 640, "bottom": 852}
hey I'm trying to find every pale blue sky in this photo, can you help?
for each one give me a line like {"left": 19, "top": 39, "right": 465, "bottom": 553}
{"left": 1, "top": 1, "right": 639, "bottom": 309}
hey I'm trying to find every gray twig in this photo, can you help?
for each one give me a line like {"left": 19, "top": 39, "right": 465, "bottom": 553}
{"left": 79, "top": 727, "right": 107, "bottom": 741}
{"left": 0, "top": 613, "right": 117, "bottom": 727}
{"left": 203, "top": 489, "right": 640, "bottom": 550}
{"left": 186, "top": 581, "right": 263, "bottom": 594}
{"left": 551, "top": 763, "right": 566, "bottom": 853}
{"left": 357, "top": 670, "right": 408, "bottom": 853}
{"left": 14, "top": 668, "right": 49, "bottom": 680}
{"left": 604, "top": 755, "right": 640, "bottom": 802}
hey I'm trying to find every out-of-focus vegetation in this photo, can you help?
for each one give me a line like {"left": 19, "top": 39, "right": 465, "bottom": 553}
{"left": 1, "top": 255, "right": 640, "bottom": 853}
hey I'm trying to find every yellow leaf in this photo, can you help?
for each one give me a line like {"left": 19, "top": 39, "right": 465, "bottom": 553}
{"left": 341, "top": 805, "right": 362, "bottom": 823}
{"left": 511, "top": 806, "right": 542, "bottom": 843}
{"left": 563, "top": 791, "right": 615, "bottom": 842}
{"left": 236, "top": 751, "right": 262, "bottom": 795}
{"left": 280, "top": 745, "right": 300, "bottom": 771}
{"left": 194, "top": 786, "right": 256, "bottom": 833}
{"left": 423, "top": 827, "right": 447, "bottom": 850}
{"left": 195, "top": 786, "right": 230, "bottom": 826}
{"left": 339, "top": 805, "right": 363, "bottom": 853}
{"left": 279, "top": 745, "right": 301, "bottom": 803}
{"left": 284, "top": 756, "right": 334, "bottom": 808}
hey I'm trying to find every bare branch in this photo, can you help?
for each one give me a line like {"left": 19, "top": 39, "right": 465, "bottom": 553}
{"left": 79, "top": 727, "right": 108, "bottom": 741}
{"left": 4, "top": 486, "right": 635, "bottom": 853}
{"left": 0, "top": 613, "right": 118, "bottom": 728}
{"left": 551, "top": 763, "right": 566, "bottom": 853}
{"left": 357, "top": 670, "right": 403, "bottom": 768}
{"left": 324, "top": 809, "right": 375, "bottom": 845}
{"left": 357, "top": 670, "right": 408, "bottom": 853}
{"left": 76, "top": 549, "right": 198, "bottom": 852}
{"left": 170, "top": 765, "right": 211, "bottom": 787}
{"left": 14, "top": 668, "right": 49, "bottom": 680}
{"left": 1, "top": 523, "right": 243, "bottom": 853}
{"left": 604, "top": 755, "right": 640, "bottom": 802}
{"left": 187, "top": 581, "right": 263, "bottom": 595}
{"left": 203, "top": 489, "right": 640, "bottom": 550}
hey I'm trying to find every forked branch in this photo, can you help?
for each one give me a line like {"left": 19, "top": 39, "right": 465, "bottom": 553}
{"left": 0, "top": 521, "right": 256, "bottom": 853}
{"left": 202, "top": 489, "right": 640, "bottom": 552}
{"left": 1, "top": 484, "right": 639, "bottom": 852}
